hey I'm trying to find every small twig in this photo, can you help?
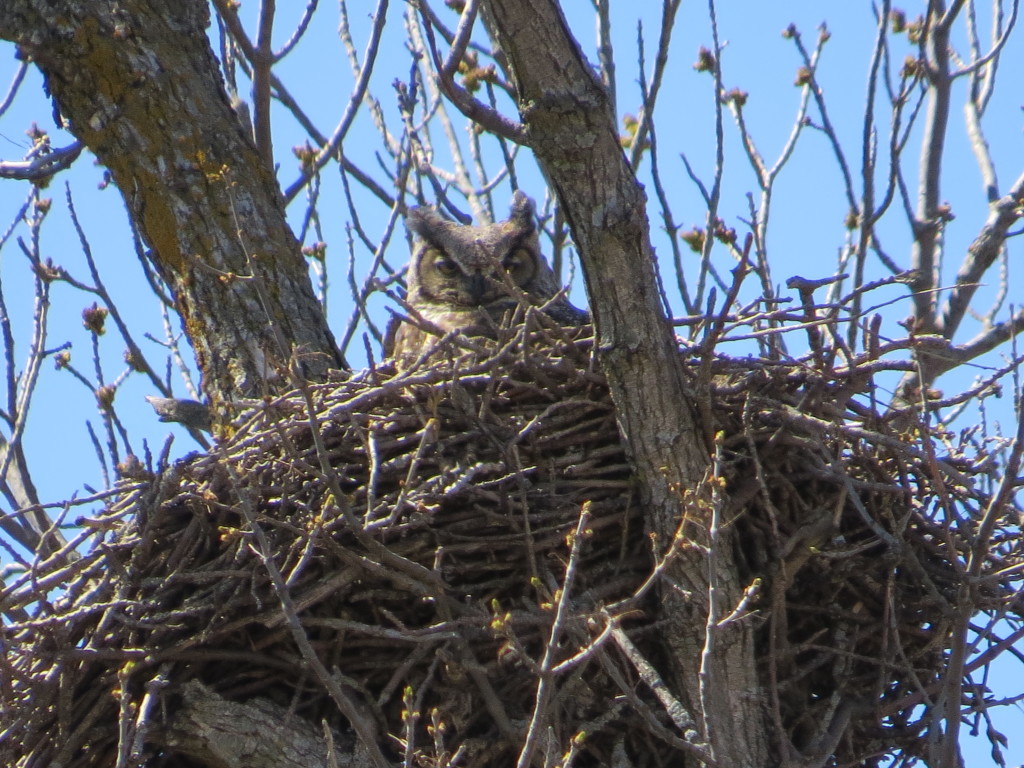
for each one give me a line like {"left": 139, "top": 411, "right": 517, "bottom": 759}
{"left": 515, "top": 503, "right": 592, "bottom": 768}
{"left": 416, "top": 0, "right": 527, "bottom": 144}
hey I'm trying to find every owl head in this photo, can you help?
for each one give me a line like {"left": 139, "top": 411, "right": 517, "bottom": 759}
{"left": 404, "top": 192, "right": 561, "bottom": 313}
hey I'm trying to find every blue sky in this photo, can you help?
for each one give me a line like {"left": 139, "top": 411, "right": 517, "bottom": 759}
{"left": 1, "top": 2, "right": 1022, "bottom": 764}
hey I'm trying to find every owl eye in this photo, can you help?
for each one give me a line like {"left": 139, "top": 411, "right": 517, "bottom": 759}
{"left": 502, "top": 247, "right": 532, "bottom": 272}
{"left": 433, "top": 255, "right": 459, "bottom": 277}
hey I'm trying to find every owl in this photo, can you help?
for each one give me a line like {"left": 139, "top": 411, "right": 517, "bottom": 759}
{"left": 386, "top": 192, "right": 587, "bottom": 362}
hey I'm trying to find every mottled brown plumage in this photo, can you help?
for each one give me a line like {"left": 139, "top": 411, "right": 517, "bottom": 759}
{"left": 386, "top": 193, "right": 586, "bottom": 362}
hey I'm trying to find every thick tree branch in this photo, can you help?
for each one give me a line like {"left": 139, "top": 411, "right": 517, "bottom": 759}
{"left": 478, "top": 0, "right": 768, "bottom": 763}
{"left": 251, "top": 0, "right": 276, "bottom": 169}
{"left": 909, "top": 2, "right": 959, "bottom": 332}
{"left": 938, "top": 169, "right": 1024, "bottom": 338}
{"left": 161, "top": 681, "right": 373, "bottom": 768}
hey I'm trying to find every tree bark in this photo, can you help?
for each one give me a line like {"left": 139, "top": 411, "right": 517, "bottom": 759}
{"left": 0, "top": 0, "right": 342, "bottom": 411}
{"left": 480, "top": 1, "right": 770, "bottom": 763}
{"left": 161, "top": 681, "right": 370, "bottom": 768}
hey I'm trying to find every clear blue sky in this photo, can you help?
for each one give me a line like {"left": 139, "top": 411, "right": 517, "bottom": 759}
{"left": 1, "top": 2, "right": 1021, "bottom": 764}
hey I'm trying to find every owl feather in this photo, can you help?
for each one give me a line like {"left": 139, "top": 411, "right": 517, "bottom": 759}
{"left": 386, "top": 193, "right": 586, "bottom": 362}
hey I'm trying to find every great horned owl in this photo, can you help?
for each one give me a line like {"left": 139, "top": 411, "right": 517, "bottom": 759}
{"left": 386, "top": 192, "right": 586, "bottom": 362}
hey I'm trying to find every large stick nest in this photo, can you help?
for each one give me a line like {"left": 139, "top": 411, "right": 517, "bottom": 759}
{"left": 4, "top": 326, "right": 1021, "bottom": 767}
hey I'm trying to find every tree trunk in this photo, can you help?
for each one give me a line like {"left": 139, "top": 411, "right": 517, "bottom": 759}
{"left": 0, "top": 0, "right": 341, "bottom": 411}
{"left": 480, "top": 0, "right": 770, "bottom": 763}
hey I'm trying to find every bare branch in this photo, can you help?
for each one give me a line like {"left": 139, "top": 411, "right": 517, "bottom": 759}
{"left": 0, "top": 141, "right": 83, "bottom": 181}
{"left": 628, "top": 0, "right": 681, "bottom": 171}
{"left": 283, "top": 0, "right": 390, "bottom": 203}
{"left": 939, "top": 169, "right": 1024, "bottom": 338}
{"left": 594, "top": 0, "right": 616, "bottom": 118}
{"left": 909, "top": 3, "right": 959, "bottom": 332}
{"left": 0, "top": 58, "right": 27, "bottom": 118}
{"left": 417, "top": 1, "right": 527, "bottom": 144}
{"left": 273, "top": 0, "right": 318, "bottom": 60}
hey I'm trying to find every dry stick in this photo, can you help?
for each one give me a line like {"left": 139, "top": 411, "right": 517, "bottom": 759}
{"left": 216, "top": 445, "right": 392, "bottom": 768}
{"left": 51, "top": 678, "right": 115, "bottom": 767}
{"left": 368, "top": 417, "right": 438, "bottom": 529}
{"left": 549, "top": 618, "right": 615, "bottom": 676}
{"left": 692, "top": 0, "right": 726, "bottom": 315}
{"left": 697, "top": 436, "right": 728, "bottom": 761}
{"left": 416, "top": 0, "right": 526, "bottom": 144}
{"left": 65, "top": 188, "right": 170, "bottom": 397}
{"left": 284, "top": 0, "right": 389, "bottom": 203}
{"left": 767, "top": 406, "right": 975, "bottom": 487}
{"left": 609, "top": 623, "right": 708, "bottom": 756}
{"left": 962, "top": 8, "right": 1000, "bottom": 204}
{"left": 848, "top": 0, "right": 889, "bottom": 327}
{"left": 447, "top": 635, "right": 519, "bottom": 745}
{"left": 337, "top": 201, "right": 403, "bottom": 357}
{"left": 0, "top": 59, "right": 28, "bottom": 119}
{"left": 363, "top": 417, "right": 382, "bottom": 521}
{"left": 514, "top": 504, "right": 591, "bottom": 768}
{"left": 597, "top": 642, "right": 711, "bottom": 761}
{"left": 939, "top": 393, "right": 1024, "bottom": 765}
{"left": 695, "top": 236, "right": 751, "bottom": 448}
{"left": 414, "top": 5, "right": 495, "bottom": 221}
{"left": 628, "top": 0, "right": 681, "bottom": 171}
{"left": 879, "top": 606, "right": 1024, "bottom": 719}
{"left": 812, "top": 613, "right": 859, "bottom": 768}
{"left": 605, "top": 496, "right": 708, "bottom": 617}
{"left": 212, "top": 0, "right": 392, "bottom": 205}
{"left": 951, "top": 0, "right": 1020, "bottom": 79}
{"left": 284, "top": 497, "right": 327, "bottom": 587}
{"left": 787, "top": 275, "right": 840, "bottom": 367}
{"left": 126, "top": 663, "right": 172, "bottom": 764}
{"left": 273, "top": 0, "right": 318, "bottom": 60}
{"left": 2, "top": 209, "right": 54, "bottom": 532}
{"left": 802, "top": 701, "right": 856, "bottom": 768}
{"left": 646, "top": 97, "right": 692, "bottom": 315}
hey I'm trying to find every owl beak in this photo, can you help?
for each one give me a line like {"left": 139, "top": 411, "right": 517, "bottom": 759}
{"left": 468, "top": 273, "right": 490, "bottom": 303}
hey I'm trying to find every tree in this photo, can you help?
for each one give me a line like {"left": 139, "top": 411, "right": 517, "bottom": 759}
{"left": 1, "top": 2, "right": 1022, "bottom": 767}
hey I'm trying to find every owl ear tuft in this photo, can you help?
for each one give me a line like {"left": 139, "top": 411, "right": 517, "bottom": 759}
{"left": 508, "top": 192, "right": 536, "bottom": 230}
{"left": 406, "top": 205, "right": 445, "bottom": 238}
